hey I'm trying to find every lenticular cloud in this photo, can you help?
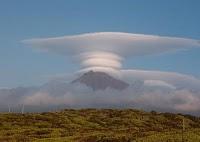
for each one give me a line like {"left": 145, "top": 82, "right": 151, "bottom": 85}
{"left": 23, "top": 32, "right": 200, "bottom": 73}
{"left": 21, "top": 32, "right": 200, "bottom": 114}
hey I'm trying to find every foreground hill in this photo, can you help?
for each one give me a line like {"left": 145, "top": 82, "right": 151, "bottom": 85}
{"left": 0, "top": 109, "right": 200, "bottom": 142}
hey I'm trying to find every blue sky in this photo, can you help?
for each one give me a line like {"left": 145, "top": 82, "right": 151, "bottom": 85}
{"left": 0, "top": 0, "right": 200, "bottom": 88}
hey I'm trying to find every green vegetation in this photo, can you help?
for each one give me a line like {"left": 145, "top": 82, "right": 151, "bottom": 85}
{"left": 0, "top": 109, "right": 199, "bottom": 142}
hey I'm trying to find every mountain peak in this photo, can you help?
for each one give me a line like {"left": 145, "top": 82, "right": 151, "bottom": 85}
{"left": 72, "top": 71, "right": 129, "bottom": 91}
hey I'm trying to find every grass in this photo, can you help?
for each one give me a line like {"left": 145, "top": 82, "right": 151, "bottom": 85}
{"left": 0, "top": 109, "right": 199, "bottom": 142}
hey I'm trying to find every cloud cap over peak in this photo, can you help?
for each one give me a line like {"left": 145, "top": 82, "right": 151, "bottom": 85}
{"left": 22, "top": 32, "right": 200, "bottom": 56}
{"left": 22, "top": 32, "right": 200, "bottom": 72}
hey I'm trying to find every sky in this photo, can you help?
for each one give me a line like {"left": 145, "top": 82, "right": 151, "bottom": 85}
{"left": 0, "top": 0, "right": 200, "bottom": 88}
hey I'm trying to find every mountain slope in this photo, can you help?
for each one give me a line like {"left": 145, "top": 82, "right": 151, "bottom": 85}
{"left": 72, "top": 71, "right": 129, "bottom": 90}
{"left": 0, "top": 109, "right": 199, "bottom": 142}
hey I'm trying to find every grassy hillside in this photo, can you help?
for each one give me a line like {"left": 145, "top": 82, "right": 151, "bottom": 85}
{"left": 0, "top": 109, "right": 199, "bottom": 142}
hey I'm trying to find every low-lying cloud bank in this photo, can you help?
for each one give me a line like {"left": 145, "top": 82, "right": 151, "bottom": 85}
{"left": 1, "top": 69, "right": 199, "bottom": 115}
{"left": 20, "top": 83, "right": 200, "bottom": 114}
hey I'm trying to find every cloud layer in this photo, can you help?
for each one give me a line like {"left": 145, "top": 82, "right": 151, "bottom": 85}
{"left": 23, "top": 32, "right": 200, "bottom": 72}
{"left": 22, "top": 32, "right": 200, "bottom": 56}
{"left": 1, "top": 69, "right": 199, "bottom": 115}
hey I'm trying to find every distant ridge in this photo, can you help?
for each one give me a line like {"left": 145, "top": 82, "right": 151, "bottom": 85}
{"left": 72, "top": 71, "right": 129, "bottom": 90}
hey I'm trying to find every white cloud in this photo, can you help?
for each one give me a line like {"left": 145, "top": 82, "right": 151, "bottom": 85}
{"left": 22, "top": 92, "right": 75, "bottom": 106}
{"left": 22, "top": 32, "right": 200, "bottom": 72}
{"left": 22, "top": 32, "right": 200, "bottom": 57}
{"left": 121, "top": 69, "right": 200, "bottom": 90}
{"left": 144, "top": 80, "right": 176, "bottom": 89}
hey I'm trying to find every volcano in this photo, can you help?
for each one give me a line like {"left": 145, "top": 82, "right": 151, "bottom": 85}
{"left": 72, "top": 71, "right": 129, "bottom": 91}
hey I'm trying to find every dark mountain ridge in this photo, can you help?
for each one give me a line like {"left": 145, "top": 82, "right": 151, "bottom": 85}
{"left": 72, "top": 71, "right": 129, "bottom": 91}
